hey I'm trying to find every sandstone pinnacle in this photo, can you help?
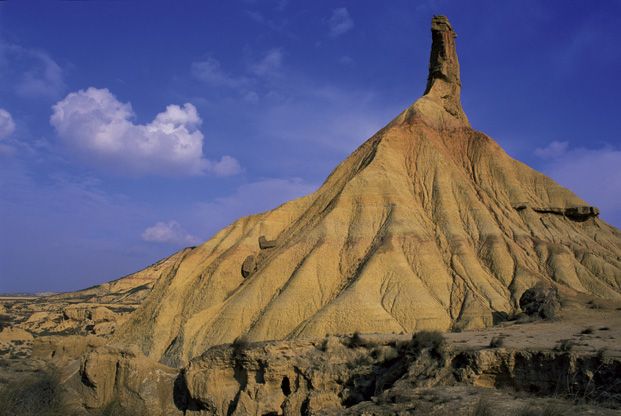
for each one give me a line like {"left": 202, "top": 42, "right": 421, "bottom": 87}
{"left": 422, "top": 16, "right": 469, "bottom": 126}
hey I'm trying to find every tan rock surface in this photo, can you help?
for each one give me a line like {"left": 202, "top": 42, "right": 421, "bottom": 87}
{"left": 0, "top": 327, "right": 33, "bottom": 342}
{"left": 31, "top": 335, "right": 107, "bottom": 363}
{"left": 62, "top": 344, "right": 183, "bottom": 415}
{"left": 176, "top": 313, "right": 621, "bottom": 415}
{"left": 111, "top": 16, "right": 621, "bottom": 366}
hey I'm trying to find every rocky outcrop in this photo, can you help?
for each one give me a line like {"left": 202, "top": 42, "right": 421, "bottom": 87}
{"left": 31, "top": 335, "right": 106, "bottom": 363}
{"left": 63, "top": 305, "right": 115, "bottom": 322}
{"left": 63, "top": 345, "right": 183, "bottom": 415}
{"left": 182, "top": 338, "right": 405, "bottom": 415}
{"left": 514, "top": 204, "right": 600, "bottom": 221}
{"left": 259, "top": 235, "right": 277, "bottom": 250}
{"left": 183, "top": 340, "right": 621, "bottom": 414}
{"left": 241, "top": 255, "right": 257, "bottom": 278}
{"left": 423, "top": 15, "right": 469, "bottom": 125}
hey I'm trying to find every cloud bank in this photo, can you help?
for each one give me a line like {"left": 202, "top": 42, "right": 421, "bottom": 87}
{"left": 50, "top": 87, "right": 240, "bottom": 176}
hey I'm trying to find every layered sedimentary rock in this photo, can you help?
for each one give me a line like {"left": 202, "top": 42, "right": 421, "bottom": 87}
{"left": 111, "top": 15, "right": 621, "bottom": 367}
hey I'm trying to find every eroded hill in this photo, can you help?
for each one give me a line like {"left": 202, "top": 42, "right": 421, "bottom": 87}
{"left": 108, "top": 16, "right": 621, "bottom": 367}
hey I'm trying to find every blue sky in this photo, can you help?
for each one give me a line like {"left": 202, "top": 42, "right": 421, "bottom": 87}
{"left": 1, "top": 1, "right": 620, "bottom": 293}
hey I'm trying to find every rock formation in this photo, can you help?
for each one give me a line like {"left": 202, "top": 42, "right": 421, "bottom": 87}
{"left": 110, "top": 15, "right": 621, "bottom": 367}
{"left": 423, "top": 15, "right": 469, "bottom": 125}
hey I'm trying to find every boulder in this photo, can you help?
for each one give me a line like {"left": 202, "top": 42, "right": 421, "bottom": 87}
{"left": 519, "top": 284, "right": 560, "bottom": 319}
{"left": 241, "top": 255, "right": 256, "bottom": 278}
{"left": 258, "top": 235, "right": 277, "bottom": 249}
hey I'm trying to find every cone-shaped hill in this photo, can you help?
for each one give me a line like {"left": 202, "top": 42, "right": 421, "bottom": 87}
{"left": 112, "top": 16, "right": 621, "bottom": 366}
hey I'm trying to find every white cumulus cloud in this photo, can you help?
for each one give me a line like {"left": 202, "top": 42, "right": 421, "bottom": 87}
{"left": 328, "top": 8, "right": 354, "bottom": 37}
{"left": 50, "top": 87, "right": 240, "bottom": 176}
{"left": 142, "top": 221, "right": 200, "bottom": 245}
{"left": 0, "top": 108, "right": 16, "bottom": 139}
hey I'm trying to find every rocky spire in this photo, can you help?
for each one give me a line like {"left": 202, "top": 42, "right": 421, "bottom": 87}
{"left": 423, "top": 16, "right": 469, "bottom": 125}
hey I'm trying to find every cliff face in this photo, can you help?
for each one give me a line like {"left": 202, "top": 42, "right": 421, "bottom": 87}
{"left": 110, "top": 16, "right": 621, "bottom": 366}
{"left": 63, "top": 324, "right": 621, "bottom": 416}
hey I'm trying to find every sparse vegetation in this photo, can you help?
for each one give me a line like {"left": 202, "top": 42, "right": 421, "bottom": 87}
{"left": 232, "top": 335, "right": 250, "bottom": 358}
{"left": 489, "top": 336, "right": 505, "bottom": 348}
{"left": 410, "top": 330, "right": 446, "bottom": 359}
{"left": 0, "top": 314, "right": 12, "bottom": 330}
{"left": 98, "top": 398, "right": 145, "bottom": 416}
{"left": 0, "top": 369, "right": 68, "bottom": 416}
{"left": 513, "top": 403, "right": 566, "bottom": 416}
{"left": 596, "top": 348, "right": 608, "bottom": 360}
{"left": 470, "top": 398, "right": 494, "bottom": 416}
{"left": 554, "top": 339, "right": 575, "bottom": 352}
{"left": 347, "top": 331, "right": 376, "bottom": 349}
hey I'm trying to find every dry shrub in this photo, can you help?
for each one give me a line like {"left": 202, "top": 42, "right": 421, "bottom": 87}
{"left": 410, "top": 330, "right": 446, "bottom": 359}
{"left": 470, "top": 398, "right": 494, "bottom": 416}
{"left": 347, "top": 331, "right": 377, "bottom": 349}
{"left": 232, "top": 335, "right": 250, "bottom": 358}
{"left": 489, "top": 336, "right": 505, "bottom": 348}
{"left": 514, "top": 403, "right": 566, "bottom": 416}
{"left": 0, "top": 370, "right": 68, "bottom": 416}
{"left": 554, "top": 339, "right": 575, "bottom": 352}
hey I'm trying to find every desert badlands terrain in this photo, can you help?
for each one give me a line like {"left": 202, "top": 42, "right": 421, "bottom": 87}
{"left": 1, "top": 16, "right": 620, "bottom": 416}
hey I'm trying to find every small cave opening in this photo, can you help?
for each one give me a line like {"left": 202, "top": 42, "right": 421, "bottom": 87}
{"left": 281, "top": 376, "right": 291, "bottom": 396}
